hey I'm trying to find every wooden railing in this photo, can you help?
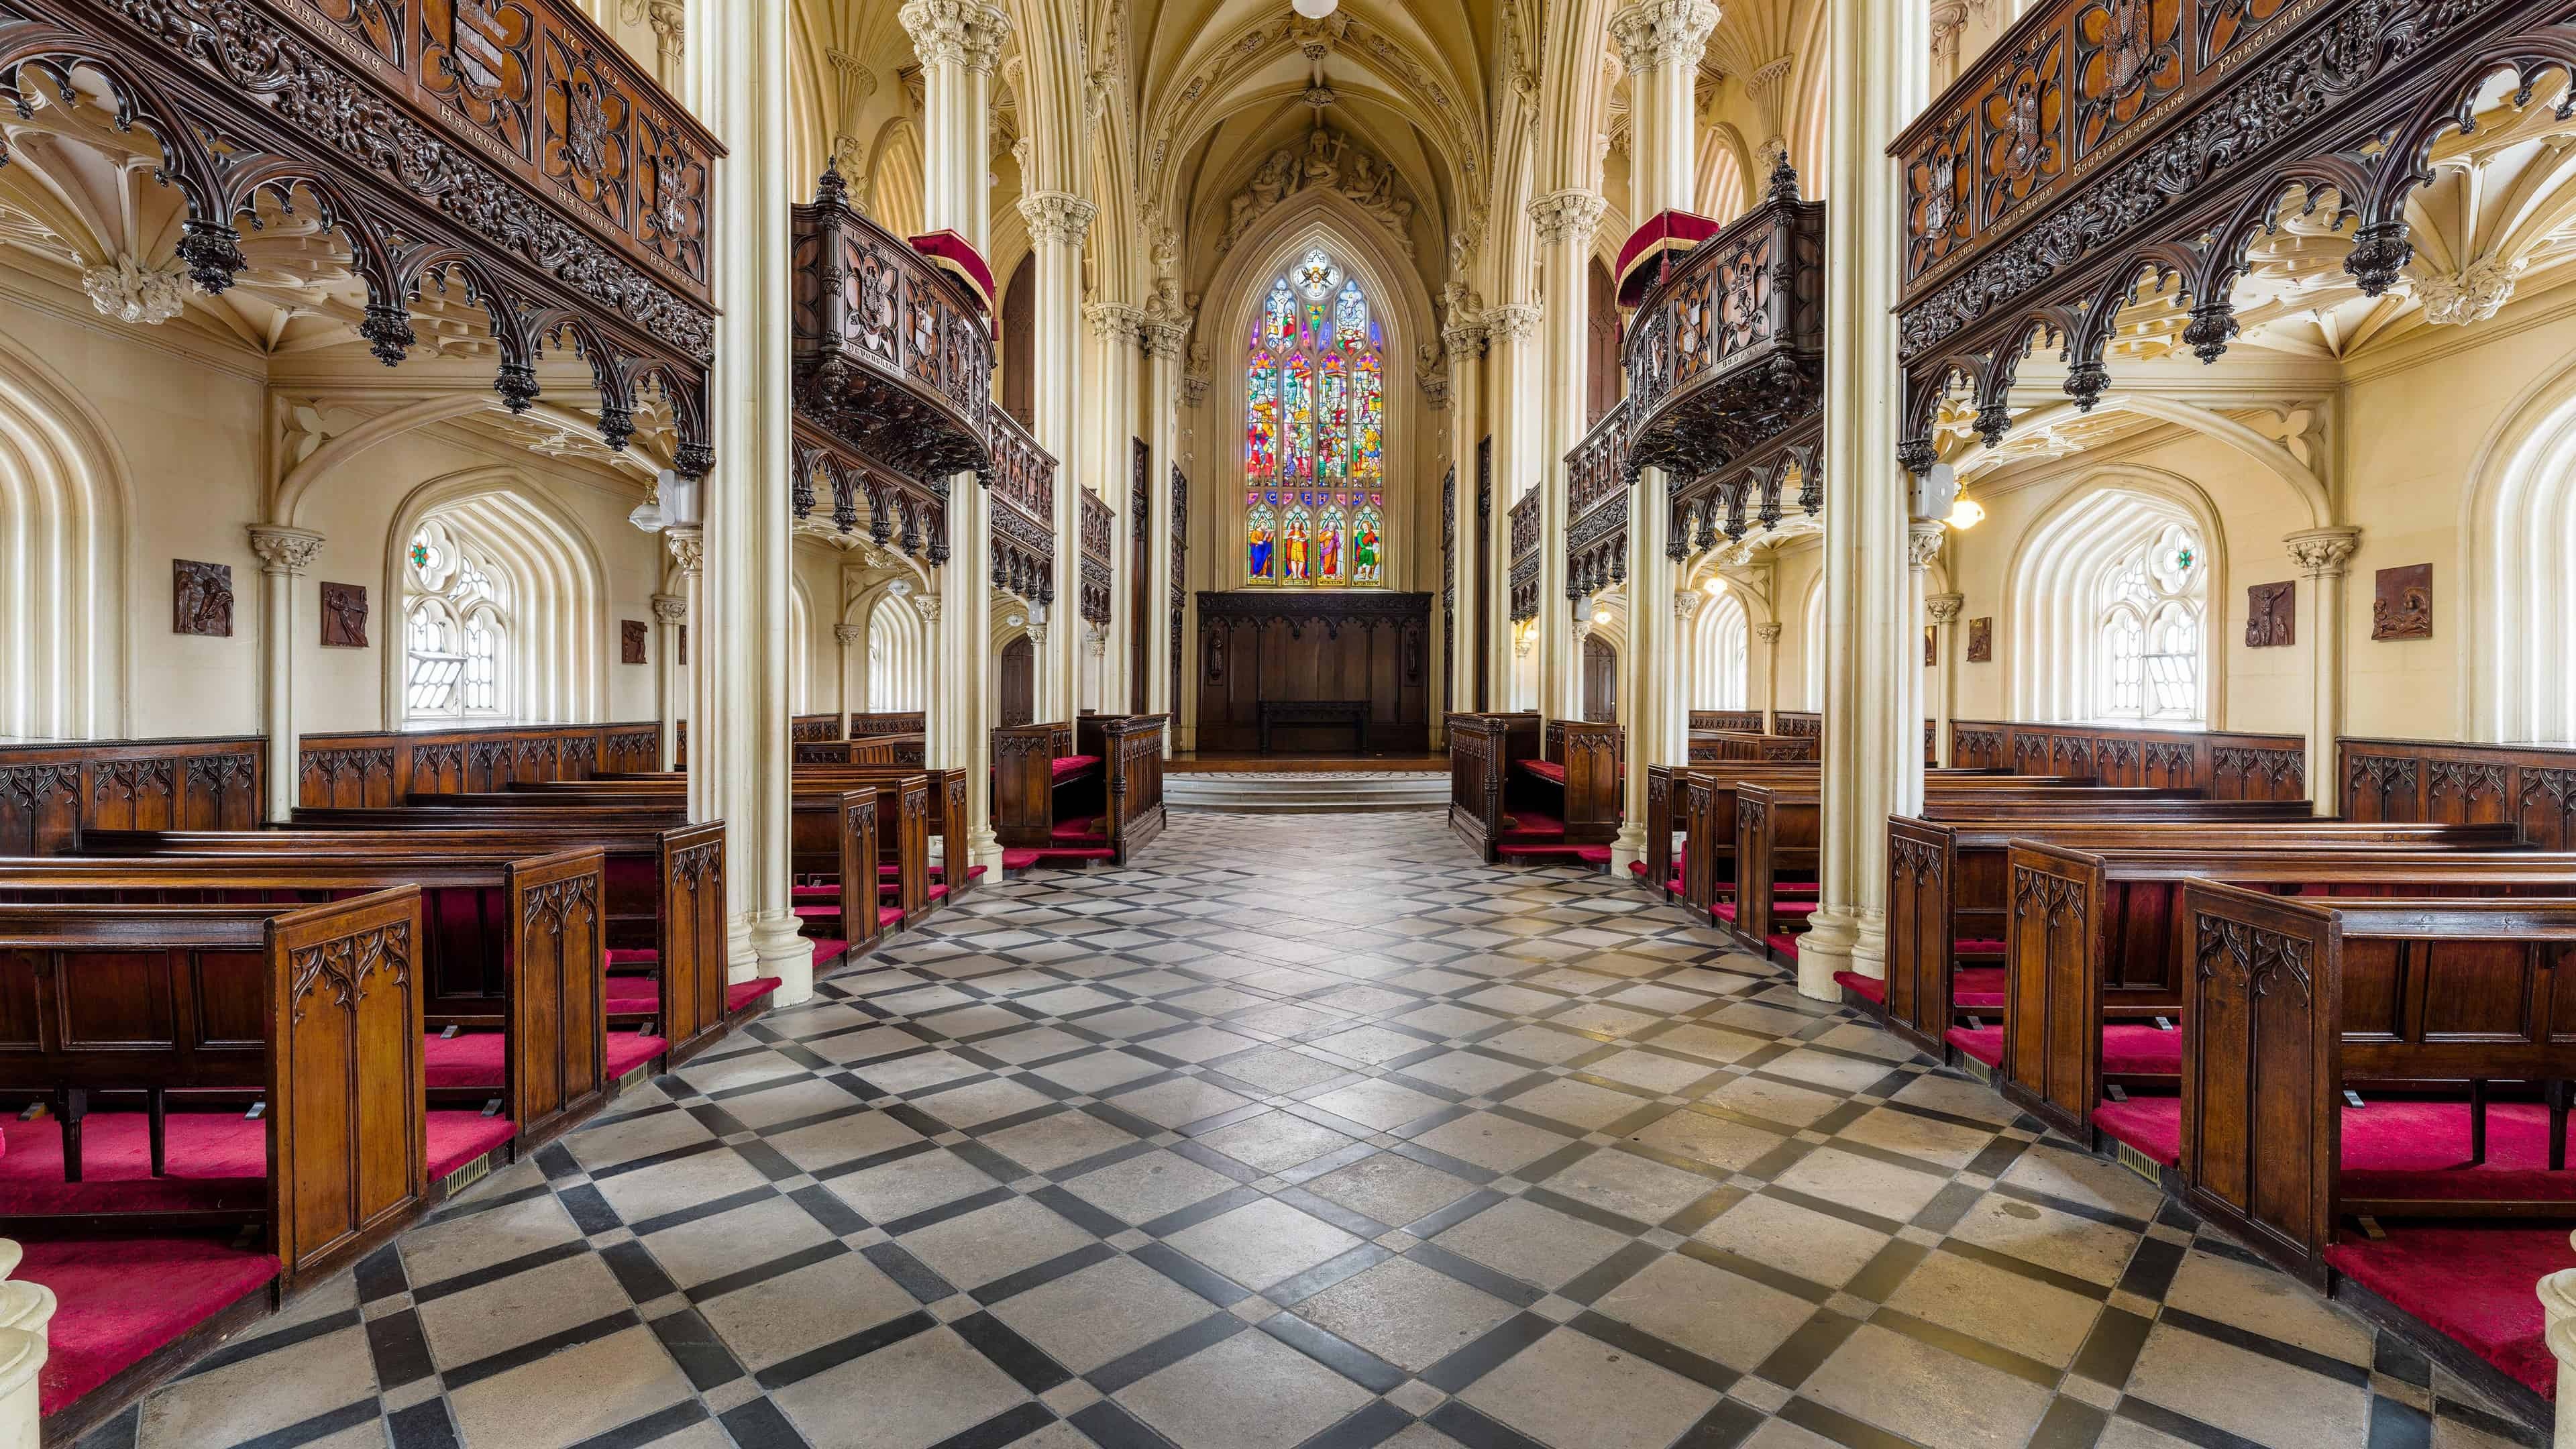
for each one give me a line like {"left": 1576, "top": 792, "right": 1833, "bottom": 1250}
{"left": 793, "top": 417, "right": 949, "bottom": 564}
{"left": 1565, "top": 397, "right": 1631, "bottom": 599}
{"left": 988, "top": 409, "right": 1059, "bottom": 606}
{"left": 297, "top": 722, "right": 659, "bottom": 808}
{"left": 848, "top": 712, "right": 927, "bottom": 736}
{"left": 1507, "top": 490, "right": 1541, "bottom": 623}
{"left": 1947, "top": 720, "right": 2306, "bottom": 801}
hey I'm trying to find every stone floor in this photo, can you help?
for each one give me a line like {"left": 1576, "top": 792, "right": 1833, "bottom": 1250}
{"left": 76, "top": 811, "right": 2544, "bottom": 1449}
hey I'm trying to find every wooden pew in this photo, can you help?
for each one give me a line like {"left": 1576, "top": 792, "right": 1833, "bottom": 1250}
{"left": 2179, "top": 881, "right": 2576, "bottom": 1286}
{"left": 1520, "top": 720, "right": 1624, "bottom": 847}
{"left": 1876, "top": 819, "right": 2521, "bottom": 1063}
{"left": 1650, "top": 763, "right": 2026, "bottom": 910}
{"left": 0, "top": 892, "right": 437, "bottom": 1442}
{"left": 272, "top": 811, "right": 740, "bottom": 1061}
{"left": 592, "top": 765, "right": 979, "bottom": 900}
{"left": 1448, "top": 712, "right": 1540, "bottom": 863}
{"left": 2002, "top": 845, "right": 2576, "bottom": 1147}
{"left": 0, "top": 852, "right": 610, "bottom": 1154}
{"left": 796, "top": 733, "right": 928, "bottom": 767}
{"left": 1687, "top": 731, "right": 1816, "bottom": 763}
{"left": 991, "top": 716, "right": 1169, "bottom": 867}
{"left": 847, "top": 710, "right": 926, "bottom": 737}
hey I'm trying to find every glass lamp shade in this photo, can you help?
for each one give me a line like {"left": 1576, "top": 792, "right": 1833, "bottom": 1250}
{"left": 1291, "top": 0, "right": 1338, "bottom": 19}
{"left": 1945, "top": 495, "right": 1987, "bottom": 529}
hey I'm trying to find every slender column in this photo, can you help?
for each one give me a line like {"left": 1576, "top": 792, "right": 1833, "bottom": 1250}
{"left": 1925, "top": 592, "right": 1962, "bottom": 766}
{"left": 665, "top": 531, "right": 706, "bottom": 801}
{"left": 2287, "top": 527, "right": 2361, "bottom": 814}
{"left": 1443, "top": 312, "right": 1488, "bottom": 713}
{"left": 1485, "top": 303, "right": 1542, "bottom": 707}
{"left": 904, "top": 0, "right": 1006, "bottom": 875}
{"left": 1023, "top": 192, "right": 1096, "bottom": 720}
{"left": 2542, "top": 1256, "right": 2576, "bottom": 1446}
{"left": 1756, "top": 621, "right": 1784, "bottom": 731}
{"left": 1802, "top": 0, "right": 1927, "bottom": 997}
{"left": 1612, "top": 0, "right": 1720, "bottom": 211}
{"left": 1083, "top": 301, "right": 1142, "bottom": 713}
{"left": 1141, "top": 311, "right": 1189, "bottom": 727}
{"left": 699, "top": 0, "right": 806, "bottom": 997}
{"left": 834, "top": 622, "right": 863, "bottom": 726}
{"left": 0, "top": 1236, "right": 50, "bottom": 1449}
{"left": 1529, "top": 192, "right": 1605, "bottom": 724}
{"left": 652, "top": 590, "right": 688, "bottom": 770}
{"left": 246, "top": 525, "right": 323, "bottom": 820}
{"left": 1672, "top": 590, "right": 1704, "bottom": 733}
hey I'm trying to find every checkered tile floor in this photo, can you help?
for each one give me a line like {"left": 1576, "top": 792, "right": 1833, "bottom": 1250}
{"left": 77, "top": 811, "right": 2546, "bottom": 1449}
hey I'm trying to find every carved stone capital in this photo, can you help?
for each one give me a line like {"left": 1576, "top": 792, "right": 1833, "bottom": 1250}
{"left": 1140, "top": 319, "right": 1191, "bottom": 360}
{"left": 1925, "top": 591, "right": 1965, "bottom": 626}
{"left": 1673, "top": 590, "right": 1705, "bottom": 622}
{"left": 1484, "top": 301, "right": 1544, "bottom": 345}
{"left": 899, "top": 0, "right": 1011, "bottom": 72}
{"left": 834, "top": 623, "right": 865, "bottom": 645}
{"left": 1442, "top": 321, "right": 1490, "bottom": 360}
{"left": 1026, "top": 621, "right": 1050, "bottom": 647}
{"left": 1609, "top": 0, "right": 1721, "bottom": 74}
{"left": 1528, "top": 190, "right": 1607, "bottom": 250}
{"left": 651, "top": 592, "right": 688, "bottom": 626}
{"left": 663, "top": 525, "right": 704, "bottom": 579}
{"left": 1083, "top": 301, "right": 1145, "bottom": 345}
{"left": 246, "top": 525, "right": 325, "bottom": 578}
{"left": 1085, "top": 622, "right": 1110, "bottom": 655}
{"left": 2412, "top": 256, "right": 2524, "bottom": 327}
{"left": 1019, "top": 192, "right": 1098, "bottom": 247}
{"left": 2284, "top": 526, "right": 2361, "bottom": 579}
{"left": 1754, "top": 621, "right": 1784, "bottom": 643}
{"left": 1907, "top": 521, "right": 1947, "bottom": 569}
{"left": 916, "top": 594, "right": 943, "bottom": 625}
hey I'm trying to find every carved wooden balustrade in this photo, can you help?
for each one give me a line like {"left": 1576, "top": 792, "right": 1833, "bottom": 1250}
{"left": 1564, "top": 397, "right": 1631, "bottom": 600}
{"left": 1621, "top": 165, "right": 1826, "bottom": 555}
{"left": 793, "top": 418, "right": 949, "bottom": 564}
{"left": 1507, "top": 488, "right": 1541, "bottom": 623}
{"left": 987, "top": 408, "right": 1059, "bottom": 606}
{"left": 1, "top": 0, "right": 724, "bottom": 467}
{"left": 1890, "top": 0, "right": 2563, "bottom": 470}
{"left": 1079, "top": 489, "right": 1114, "bottom": 628}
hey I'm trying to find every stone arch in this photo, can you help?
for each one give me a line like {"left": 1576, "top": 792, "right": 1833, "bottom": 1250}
{"left": 278, "top": 395, "right": 657, "bottom": 528}
{"left": 1694, "top": 582, "right": 1751, "bottom": 710}
{"left": 382, "top": 467, "right": 612, "bottom": 727}
{"left": 2459, "top": 347, "right": 2576, "bottom": 739}
{"left": 849, "top": 578, "right": 930, "bottom": 712}
{"left": 0, "top": 331, "right": 135, "bottom": 738}
{"left": 1968, "top": 392, "right": 2330, "bottom": 530}
{"left": 2001, "top": 468, "right": 2231, "bottom": 728}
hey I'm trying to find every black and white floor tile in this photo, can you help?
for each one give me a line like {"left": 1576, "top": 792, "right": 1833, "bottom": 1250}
{"left": 74, "top": 812, "right": 2546, "bottom": 1449}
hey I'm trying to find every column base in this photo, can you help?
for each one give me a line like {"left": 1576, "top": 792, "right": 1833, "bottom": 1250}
{"left": 748, "top": 908, "right": 814, "bottom": 1006}
{"left": 1609, "top": 825, "right": 1646, "bottom": 874}
{"left": 1795, "top": 906, "right": 1863, "bottom": 1001}
{"left": 967, "top": 825, "right": 1006, "bottom": 876}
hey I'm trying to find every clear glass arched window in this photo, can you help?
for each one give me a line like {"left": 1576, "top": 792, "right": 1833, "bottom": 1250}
{"left": 404, "top": 519, "right": 510, "bottom": 724}
{"left": 2096, "top": 521, "right": 2204, "bottom": 722}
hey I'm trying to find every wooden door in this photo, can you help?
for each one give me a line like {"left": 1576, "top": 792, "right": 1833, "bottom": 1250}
{"left": 1474, "top": 437, "right": 1492, "bottom": 710}
{"left": 1130, "top": 438, "right": 1151, "bottom": 713}
{"left": 1000, "top": 636, "right": 1036, "bottom": 727}
{"left": 1583, "top": 635, "right": 1617, "bottom": 723}
{"left": 1587, "top": 260, "right": 1621, "bottom": 427}
{"left": 1000, "top": 254, "right": 1036, "bottom": 430}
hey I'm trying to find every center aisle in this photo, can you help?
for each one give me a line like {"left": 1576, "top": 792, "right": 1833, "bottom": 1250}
{"left": 103, "top": 812, "right": 2533, "bottom": 1449}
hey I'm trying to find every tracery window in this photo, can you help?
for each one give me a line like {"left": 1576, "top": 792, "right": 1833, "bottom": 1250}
{"left": 2096, "top": 521, "right": 2205, "bottom": 722}
{"left": 1245, "top": 248, "right": 1387, "bottom": 587}
{"left": 404, "top": 519, "right": 509, "bottom": 725}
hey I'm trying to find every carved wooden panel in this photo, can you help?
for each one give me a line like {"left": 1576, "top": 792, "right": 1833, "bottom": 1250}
{"left": 1194, "top": 592, "right": 1433, "bottom": 753}
{"left": 1967, "top": 617, "right": 1992, "bottom": 662}
{"left": 2245, "top": 582, "right": 2293, "bottom": 648}
{"left": 621, "top": 620, "right": 648, "bottom": 664}
{"left": 321, "top": 583, "right": 369, "bottom": 648}
{"left": 0, "top": 739, "right": 263, "bottom": 853}
{"left": 175, "top": 561, "right": 233, "bottom": 637}
{"left": 2372, "top": 564, "right": 2431, "bottom": 641}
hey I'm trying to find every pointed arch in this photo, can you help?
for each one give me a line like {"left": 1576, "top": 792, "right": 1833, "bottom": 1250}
{"left": 0, "top": 330, "right": 134, "bottom": 738}
{"left": 1694, "top": 584, "right": 1751, "bottom": 709}
{"left": 2462, "top": 356, "right": 2576, "bottom": 740}
{"left": 382, "top": 468, "right": 611, "bottom": 727}
{"left": 2003, "top": 470, "right": 2230, "bottom": 727}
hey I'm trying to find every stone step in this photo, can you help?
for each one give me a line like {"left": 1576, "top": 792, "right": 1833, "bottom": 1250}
{"left": 1167, "top": 772, "right": 1448, "bottom": 814}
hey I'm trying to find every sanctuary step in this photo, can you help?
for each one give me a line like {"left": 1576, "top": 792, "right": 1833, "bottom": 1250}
{"left": 1167, "top": 770, "right": 1447, "bottom": 813}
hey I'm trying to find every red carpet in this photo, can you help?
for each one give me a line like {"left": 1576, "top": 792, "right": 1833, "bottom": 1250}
{"left": 0, "top": 1112, "right": 519, "bottom": 1215}
{"left": 2328, "top": 1224, "right": 2572, "bottom": 1399}
{"left": 604, "top": 1032, "right": 667, "bottom": 1080}
{"left": 2102, "top": 1024, "right": 2183, "bottom": 1076}
{"left": 427, "top": 1114, "right": 517, "bottom": 1179}
{"left": 1955, "top": 937, "right": 2006, "bottom": 955}
{"left": 1051, "top": 754, "right": 1102, "bottom": 782}
{"left": 18, "top": 1234, "right": 280, "bottom": 1415}
{"left": 1945, "top": 1024, "right": 2004, "bottom": 1069}
{"left": 2094, "top": 1095, "right": 2180, "bottom": 1165}
{"left": 2343, "top": 1102, "right": 2576, "bottom": 1205}
{"left": 1002, "top": 847, "right": 1116, "bottom": 868}
{"left": 1954, "top": 967, "right": 2005, "bottom": 1010}
{"left": 1764, "top": 932, "right": 1801, "bottom": 958}
{"left": 603, "top": 977, "right": 784, "bottom": 1015}
{"left": 1516, "top": 759, "right": 1567, "bottom": 784}
{"left": 606, "top": 947, "right": 659, "bottom": 967}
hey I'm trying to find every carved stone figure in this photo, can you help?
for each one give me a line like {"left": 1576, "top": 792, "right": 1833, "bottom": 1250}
{"left": 623, "top": 619, "right": 649, "bottom": 664}
{"left": 2245, "top": 581, "right": 2294, "bottom": 647}
{"left": 1215, "top": 127, "right": 1418, "bottom": 256}
{"left": 1966, "top": 616, "right": 1992, "bottom": 662}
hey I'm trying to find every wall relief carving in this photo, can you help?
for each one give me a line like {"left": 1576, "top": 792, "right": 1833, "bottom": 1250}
{"left": 174, "top": 561, "right": 233, "bottom": 638}
{"left": 2245, "top": 581, "right": 2294, "bottom": 648}
{"left": 321, "top": 583, "right": 368, "bottom": 649}
{"left": 1216, "top": 127, "right": 1417, "bottom": 258}
{"left": 2373, "top": 564, "right": 2432, "bottom": 641}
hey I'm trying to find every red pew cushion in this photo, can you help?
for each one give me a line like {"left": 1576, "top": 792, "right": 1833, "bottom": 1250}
{"left": 791, "top": 883, "right": 838, "bottom": 902}
{"left": 428, "top": 1112, "right": 518, "bottom": 1180}
{"left": 606, "top": 947, "right": 659, "bottom": 967}
{"left": 1517, "top": 759, "right": 1568, "bottom": 785}
{"left": 1775, "top": 881, "right": 1821, "bottom": 898}
{"left": 2101, "top": 1024, "right": 2184, "bottom": 1076}
{"left": 1001, "top": 848, "right": 1043, "bottom": 869}
{"left": 731, "top": 977, "right": 784, "bottom": 1010}
{"left": 19, "top": 1235, "right": 280, "bottom": 1415}
{"left": 1953, "top": 967, "right": 2006, "bottom": 1011}
{"left": 1052, "top": 754, "right": 1102, "bottom": 782}
{"left": 926, "top": 883, "right": 951, "bottom": 902}
{"left": 1954, "top": 938, "right": 2006, "bottom": 956}
{"left": 1945, "top": 1025, "right": 2003, "bottom": 1069}
{"left": 791, "top": 905, "right": 838, "bottom": 920}
{"left": 605, "top": 1032, "right": 667, "bottom": 1080}
{"left": 2341, "top": 1101, "right": 2576, "bottom": 1205}
{"left": 2094, "top": 1094, "right": 2182, "bottom": 1167}
{"left": 1625, "top": 860, "right": 1648, "bottom": 878}
{"left": 424, "top": 1031, "right": 508, "bottom": 1090}
{"left": 2326, "top": 1224, "right": 2571, "bottom": 1399}
{"left": 1833, "top": 971, "right": 1886, "bottom": 1005}
{"left": 1774, "top": 900, "right": 1819, "bottom": 918}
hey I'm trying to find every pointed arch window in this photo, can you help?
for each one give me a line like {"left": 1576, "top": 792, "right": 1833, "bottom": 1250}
{"left": 2097, "top": 521, "right": 2206, "bottom": 722}
{"left": 1244, "top": 248, "right": 1389, "bottom": 586}
{"left": 404, "top": 519, "right": 510, "bottom": 724}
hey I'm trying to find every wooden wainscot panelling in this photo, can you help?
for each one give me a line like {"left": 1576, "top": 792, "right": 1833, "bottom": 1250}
{"left": 2336, "top": 738, "right": 2576, "bottom": 848}
{"left": 0, "top": 737, "right": 266, "bottom": 855}
{"left": 297, "top": 722, "right": 657, "bottom": 808}
{"left": 1193, "top": 592, "right": 1435, "bottom": 755}
{"left": 1947, "top": 721, "right": 2307, "bottom": 800}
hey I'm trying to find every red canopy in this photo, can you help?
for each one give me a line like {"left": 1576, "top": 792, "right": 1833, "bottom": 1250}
{"left": 908, "top": 230, "right": 995, "bottom": 317}
{"left": 1615, "top": 210, "right": 1721, "bottom": 309}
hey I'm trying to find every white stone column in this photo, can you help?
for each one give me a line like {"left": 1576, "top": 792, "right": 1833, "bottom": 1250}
{"left": 698, "top": 0, "right": 806, "bottom": 999}
{"left": 1926, "top": 592, "right": 1962, "bottom": 766}
{"left": 1529, "top": 193, "right": 1605, "bottom": 724}
{"left": 2287, "top": 527, "right": 2361, "bottom": 814}
{"left": 246, "top": 525, "right": 323, "bottom": 820}
{"left": 1485, "top": 303, "right": 1542, "bottom": 708}
{"left": 834, "top": 622, "right": 863, "bottom": 727}
{"left": 1141, "top": 311, "right": 1189, "bottom": 728}
{"left": 665, "top": 531, "right": 705, "bottom": 795}
{"left": 1443, "top": 313, "right": 1489, "bottom": 711}
{"left": 1083, "top": 301, "right": 1142, "bottom": 714}
{"left": 1672, "top": 589, "right": 1704, "bottom": 737}
{"left": 1022, "top": 191, "right": 1095, "bottom": 722}
{"left": 903, "top": 0, "right": 1007, "bottom": 877}
{"left": 0, "top": 1236, "right": 51, "bottom": 1449}
{"left": 2540, "top": 1244, "right": 2576, "bottom": 1447}
{"left": 1802, "top": 0, "right": 1927, "bottom": 997}
{"left": 652, "top": 590, "right": 688, "bottom": 770}
{"left": 1756, "top": 620, "right": 1784, "bottom": 731}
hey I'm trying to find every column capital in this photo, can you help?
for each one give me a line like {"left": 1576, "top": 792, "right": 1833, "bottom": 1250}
{"left": 1485, "top": 301, "right": 1544, "bottom": 344}
{"left": 1754, "top": 621, "right": 1784, "bottom": 643}
{"left": 663, "top": 525, "right": 704, "bottom": 578}
{"left": 1442, "top": 320, "right": 1490, "bottom": 360}
{"left": 1528, "top": 190, "right": 1607, "bottom": 250}
{"left": 834, "top": 623, "right": 865, "bottom": 645}
{"left": 1083, "top": 301, "right": 1145, "bottom": 345}
{"left": 246, "top": 525, "right": 325, "bottom": 577}
{"left": 651, "top": 592, "right": 688, "bottom": 625}
{"left": 898, "top": 0, "right": 1010, "bottom": 72}
{"left": 1925, "top": 591, "right": 1965, "bottom": 625}
{"left": 1027, "top": 620, "right": 1050, "bottom": 647}
{"left": 916, "top": 594, "right": 943, "bottom": 625}
{"left": 1609, "top": 0, "right": 1720, "bottom": 74}
{"left": 2284, "top": 525, "right": 2361, "bottom": 578}
{"left": 1672, "top": 590, "right": 1705, "bottom": 622}
{"left": 1140, "top": 318, "right": 1191, "bottom": 359}
{"left": 1085, "top": 621, "right": 1110, "bottom": 655}
{"left": 1018, "top": 192, "right": 1097, "bottom": 247}
{"left": 1907, "top": 521, "right": 1947, "bottom": 569}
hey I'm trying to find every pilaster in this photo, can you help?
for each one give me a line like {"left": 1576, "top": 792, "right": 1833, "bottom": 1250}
{"left": 1529, "top": 190, "right": 1603, "bottom": 724}
{"left": 1023, "top": 191, "right": 1097, "bottom": 722}
{"left": 2287, "top": 526, "right": 2361, "bottom": 816}
{"left": 246, "top": 525, "right": 324, "bottom": 820}
{"left": 652, "top": 590, "right": 688, "bottom": 771}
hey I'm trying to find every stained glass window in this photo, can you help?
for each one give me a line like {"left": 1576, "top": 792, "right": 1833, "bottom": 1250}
{"left": 1242, "top": 249, "right": 1388, "bottom": 587}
